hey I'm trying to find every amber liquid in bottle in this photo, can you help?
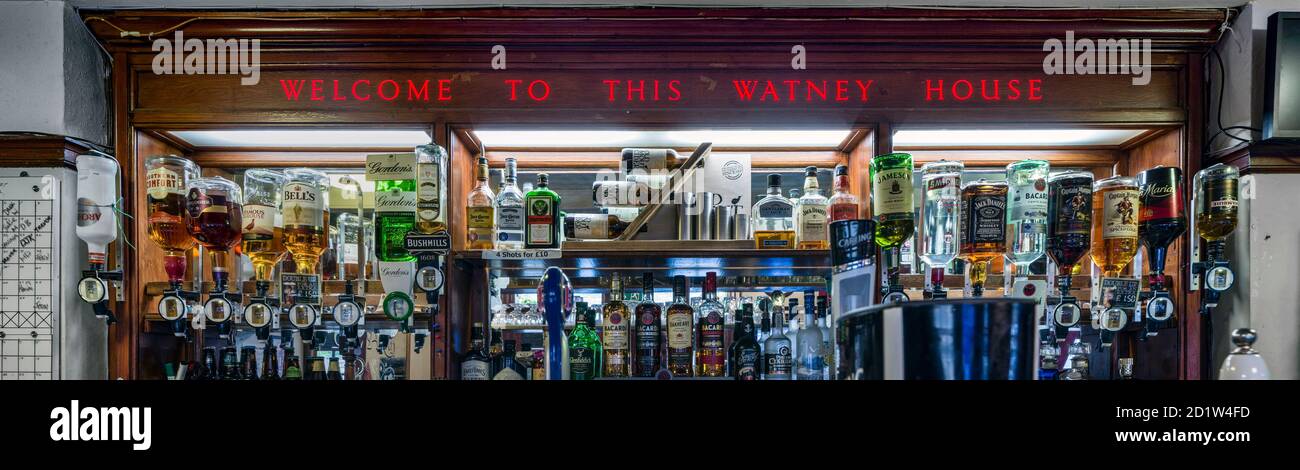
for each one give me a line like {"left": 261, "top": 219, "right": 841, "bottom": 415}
{"left": 959, "top": 181, "right": 1008, "bottom": 294}
{"left": 1090, "top": 178, "right": 1140, "bottom": 277}
{"left": 664, "top": 275, "right": 695, "bottom": 377}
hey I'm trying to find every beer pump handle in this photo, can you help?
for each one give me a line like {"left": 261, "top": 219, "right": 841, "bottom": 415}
{"left": 540, "top": 266, "right": 571, "bottom": 380}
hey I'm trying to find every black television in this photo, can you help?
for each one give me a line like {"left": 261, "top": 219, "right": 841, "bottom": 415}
{"left": 1264, "top": 12, "right": 1300, "bottom": 141}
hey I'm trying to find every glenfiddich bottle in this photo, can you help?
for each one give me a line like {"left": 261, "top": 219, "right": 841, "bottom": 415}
{"left": 919, "top": 160, "right": 962, "bottom": 298}
{"left": 1005, "top": 160, "right": 1050, "bottom": 278}
{"left": 415, "top": 143, "right": 449, "bottom": 235}
{"left": 633, "top": 272, "right": 662, "bottom": 377}
{"left": 959, "top": 180, "right": 1008, "bottom": 297}
{"left": 729, "top": 303, "right": 760, "bottom": 380}
{"left": 1090, "top": 176, "right": 1140, "bottom": 277}
{"left": 752, "top": 174, "right": 796, "bottom": 249}
{"left": 461, "top": 323, "right": 491, "bottom": 380}
{"left": 602, "top": 276, "right": 631, "bottom": 377}
{"left": 466, "top": 156, "right": 496, "bottom": 249}
{"left": 828, "top": 163, "right": 861, "bottom": 222}
{"left": 795, "top": 166, "right": 830, "bottom": 249}
{"left": 695, "top": 272, "right": 726, "bottom": 377}
{"left": 568, "top": 302, "right": 602, "bottom": 380}
{"left": 665, "top": 275, "right": 695, "bottom": 377}
{"left": 1137, "top": 167, "right": 1187, "bottom": 291}
{"left": 524, "top": 173, "right": 562, "bottom": 249}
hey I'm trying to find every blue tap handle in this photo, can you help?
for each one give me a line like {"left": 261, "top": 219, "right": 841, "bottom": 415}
{"left": 540, "top": 266, "right": 571, "bottom": 380}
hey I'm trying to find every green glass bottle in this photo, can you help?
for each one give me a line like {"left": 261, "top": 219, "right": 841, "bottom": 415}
{"left": 375, "top": 176, "right": 416, "bottom": 262}
{"left": 524, "top": 173, "right": 562, "bottom": 249}
{"left": 869, "top": 152, "right": 916, "bottom": 249}
{"left": 568, "top": 302, "right": 602, "bottom": 380}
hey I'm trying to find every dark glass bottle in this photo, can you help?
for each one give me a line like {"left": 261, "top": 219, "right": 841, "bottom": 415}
{"left": 308, "top": 357, "right": 327, "bottom": 381}
{"left": 633, "top": 272, "right": 662, "bottom": 377}
{"left": 240, "top": 346, "right": 259, "bottom": 380}
{"left": 327, "top": 358, "right": 342, "bottom": 381}
{"left": 568, "top": 302, "right": 602, "bottom": 380}
{"left": 1137, "top": 167, "right": 1187, "bottom": 287}
{"left": 1046, "top": 172, "right": 1094, "bottom": 276}
{"left": 262, "top": 341, "right": 280, "bottom": 380}
{"left": 729, "top": 303, "right": 760, "bottom": 380}
{"left": 219, "top": 347, "right": 241, "bottom": 380}
{"left": 460, "top": 323, "right": 491, "bottom": 380}
{"left": 199, "top": 347, "right": 218, "bottom": 380}
{"left": 664, "top": 275, "right": 695, "bottom": 377}
{"left": 524, "top": 173, "right": 562, "bottom": 249}
{"left": 283, "top": 346, "right": 302, "bottom": 380}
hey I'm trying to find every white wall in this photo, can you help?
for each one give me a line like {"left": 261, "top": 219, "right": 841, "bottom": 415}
{"left": 0, "top": 0, "right": 108, "bottom": 146}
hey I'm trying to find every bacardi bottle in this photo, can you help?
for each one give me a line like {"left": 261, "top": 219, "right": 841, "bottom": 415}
{"left": 695, "top": 272, "right": 726, "bottom": 377}
{"left": 665, "top": 275, "right": 695, "bottom": 377}
{"left": 602, "top": 275, "right": 631, "bottom": 377}
{"left": 1005, "top": 160, "right": 1050, "bottom": 278}
{"left": 633, "top": 272, "right": 662, "bottom": 377}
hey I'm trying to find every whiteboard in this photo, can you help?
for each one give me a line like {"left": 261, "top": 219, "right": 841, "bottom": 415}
{"left": 0, "top": 176, "right": 59, "bottom": 380}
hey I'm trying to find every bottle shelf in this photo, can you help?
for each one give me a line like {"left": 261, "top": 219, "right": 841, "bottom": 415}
{"left": 455, "top": 240, "right": 831, "bottom": 277}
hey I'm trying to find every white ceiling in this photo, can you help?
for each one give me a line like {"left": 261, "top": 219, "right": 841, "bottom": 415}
{"left": 68, "top": 0, "right": 1250, "bottom": 10}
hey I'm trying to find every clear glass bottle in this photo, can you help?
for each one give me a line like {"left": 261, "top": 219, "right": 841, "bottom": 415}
{"left": 695, "top": 272, "right": 726, "bottom": 377}
{"left": 816, "top": 293, "right": 833, "bottom": 380}
{"left": 796, "top": 291, "right": 825, "bottom": 380}
{"left": 751, "top": 174, "right": 796, "bottom": 249}
{"left": 415, "top": 143, "right": 449, "bottom": 235}
{"left": 1006, "top": 159, "right": 1050, "bottom": 279}
{"left": 828, "top": 163, "right": 860, "bottom": 222}
{"left": 602, "top": 275, "right": 631, "bottom": 377}
{"left": 466, "top": 156, "right": 496, "bottom": 249}
{"left": 919, "top": 160, "right": 962, "bottom": 297}
{"left": 495, "top": 157, "right": 525, "bottom": 249}
{"left": 795, "top": 166, "right": 830, "bottom": 249}
{"left": 762, "top": 301, "right": 792, "bottom": 380}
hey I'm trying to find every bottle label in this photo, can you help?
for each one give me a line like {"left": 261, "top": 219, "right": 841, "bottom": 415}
{"left": 417, "top": 162, "right": 441, "bottom": 221}
{"left": 830, "top": 202, "right": 858, "bottom": 221}
{"left": 342, "top": 244, "right": 358, "bottom": 264}
{"left": 699, "top": 310, "right": 724, "bottom": 356}
{"left": 799, "top": 205, "right": 828, "bottom": 240}
{"left": 497, "top": 206, "right": 524, "bottom": 232}
{"left": 736, "top": 348, "right": 758, "bottom": 380}
{"left": 764, "top": 346, "right": 792, "bottom": 378}
{"left": 1140, "top": 180, "right": 1182, "bottom": 221}
{"left": 636, "top": 310, "right": 660, "bottom": 373}
{"left": 797, "top": 354, "right": 825, "bottom": 380}
{"left": 667, "top": 310, "right": 692, "bottom": 349}
{"left": 872, "top": 167, "right": 914, "bottom": 217}
{"left": 1053, "top": 184, "right": 1092, "bottom": 235}
{"left": 1102, "top": 189, "right": 1139, "bottom": 239}
{"left": 603, "top": 310, "right": 628, "bottom": 349}
{"left": 571, "top": 214, "right": 610, "bottom": 239}
{"left": 569, "top": 348, "right": 594, "bottom": 378}
{"left": 1010, "top": 177, "right": 1049, "bottom": 227}
{"left": 526, "top": 196, "right": 554, "bottom": 245}
{"left": 366, "top": 153, "right": 416, "bottom": 181}
{"left": 241, "top": 203, "right": 276, "bottom": 238}
{"left": 462, "top": 359, "right": 490, "bottom": 380}
{"left": 282, "top": 182, "right": 323, "bottom": 226}
{"left": 1204, "top": 178, "right": 1238, "bottom": 215}
{"left": 376, "top": 189, "right": 416, "bottom": 213}
{"left": 967, "top": 194, "right": 1007, "bottom": 243}
{"left": 758, "top": 200, "right": 793, "bottom": 219}
{"left": 467, "top": 206, "right": 495, "bottom": 229}
{"left": 622, "top": 148, "right": 668, "bottom": 173}
{"left": 146, "top": 166, "right": 184, "bottom": 200}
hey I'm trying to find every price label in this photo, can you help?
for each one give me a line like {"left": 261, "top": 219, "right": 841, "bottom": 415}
{"left": 483, "top": 249, "right": 561, "bottom": 260}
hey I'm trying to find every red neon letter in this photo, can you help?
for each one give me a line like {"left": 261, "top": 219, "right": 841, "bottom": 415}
{"left": 352, "top": 79, "right": 371, "bottom": 101}
{"left": 279, "top": 80, "right": 305, "bottom": 100}
{"left": 951, "top": 80, "right": 973, "bottom": 101}
{"left": 925, "top": 80, "right": 944, "bottom": 101}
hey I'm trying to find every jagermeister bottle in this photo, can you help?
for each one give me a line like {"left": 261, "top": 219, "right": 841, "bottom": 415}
{"left": 525, "top": 173, "right": 562, "bottom": 249}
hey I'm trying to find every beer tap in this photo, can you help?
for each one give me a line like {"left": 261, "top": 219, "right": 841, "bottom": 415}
{"left": 74, "top": 152, "right": 123, "bottom": 324}
{"left": 540, "top": 266, "right": 572, "bottom": 380}
{"left": 331, "top": 177, "right": 366, "bottom": 350}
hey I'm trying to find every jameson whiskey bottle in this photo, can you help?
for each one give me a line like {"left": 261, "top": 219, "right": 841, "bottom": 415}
{"left": 959, "top": 180, "right": 1007, "bottom": 297}
{"left": 633, "top": 272, "right": 662, "bottom": 377}
{"left": 466, "top": 156, "right": 496, "bottom": 249}
{"left": 695, "top": 272, "right": 726, "bottom": 377}
{"left": 602, "top": 275, "right": 631, "bottom": 377}
{"left": 870, "top": 153, "right": 915, "bottom": 302}
{"left": 568, "top": 302, "right": 602, "bottom": 380}
{"left": 665, "top": 275, "right": 695, "bottom": 377}
{"left": 1005, "top": 159, "right": 1050, "bottom": 279}
{"left": 524, "top": 173, "right": 562, "bottom": 249}
{"left": 415, "top": 143, "right": 449, "bottom": 235}
{"left": 1090, "top": 176, "right": 1140, "bottom": 277}
{"left": 795, "top": 166, "right": 830, "bottom": 249}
